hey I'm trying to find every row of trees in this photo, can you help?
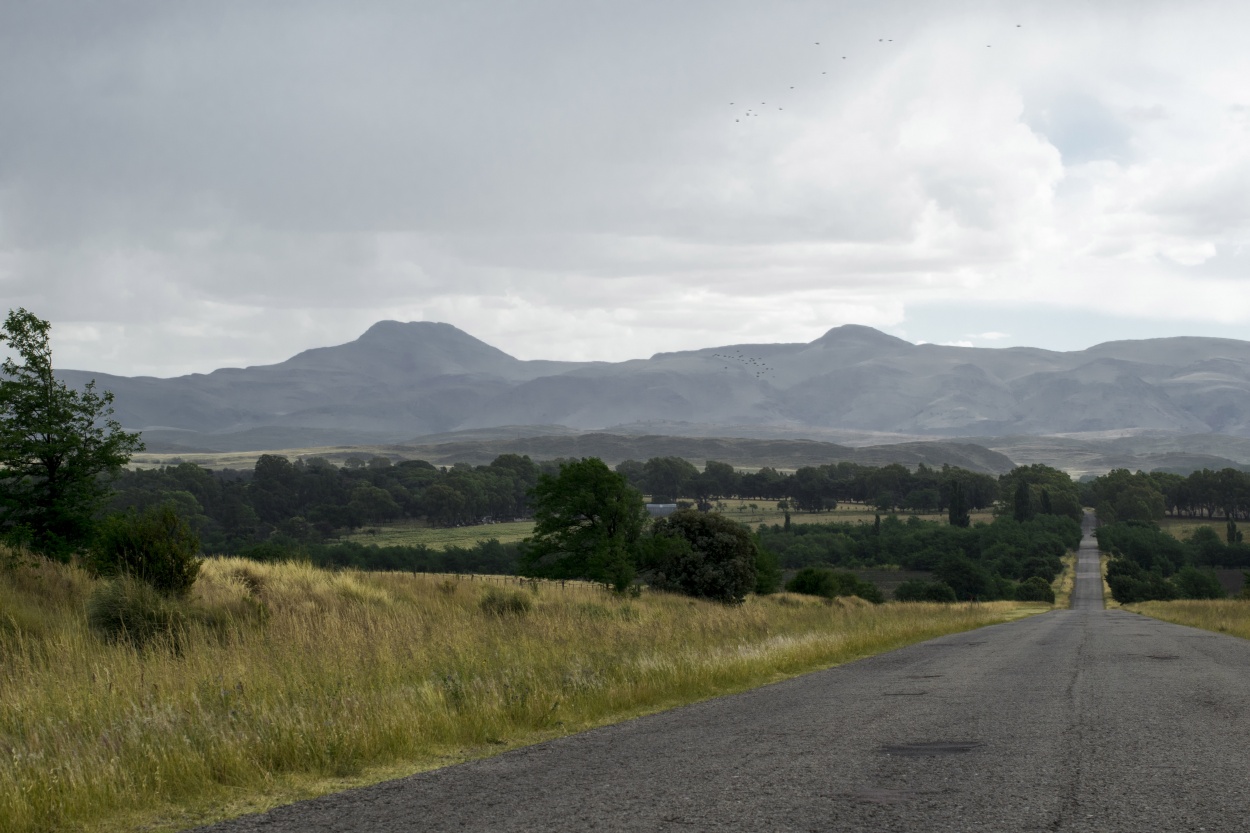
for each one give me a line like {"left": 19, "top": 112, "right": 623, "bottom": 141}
{"left": 1097, "top": 521, "right": 1232, "bottom": 602}
{"left": 1086, "top": 466, "right": 1250, "bottom": 524}
{"left": 615, "top": 457, "right": 1002, "bottom": 516}
{"left": 107, "top": 452, "right": 1024, "bottom": 557}
{"left": 757, "top": 512, "right": 1079, "bottom": 602}
{"left": 519, "top": 458, "right": 779, "bottom": 603}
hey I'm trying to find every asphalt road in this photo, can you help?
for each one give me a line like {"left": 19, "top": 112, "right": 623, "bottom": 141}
{"left": 196, "top": 516, "right": 1250, "bottom": 832}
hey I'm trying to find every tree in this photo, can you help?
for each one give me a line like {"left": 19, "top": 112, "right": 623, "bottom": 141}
{"left": 0, "top": 309, "right": 144, "bottom": 556}
{"left": 948, "top": 479, "right": 971, "bottom": 528}
{"left": 640, "top": 509, "right": 758, "bottom": 603}
{"left": 519, "top": 458, "right": 647, "bottom": 591}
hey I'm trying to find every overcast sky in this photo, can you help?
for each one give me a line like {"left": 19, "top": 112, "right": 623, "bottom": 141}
{"left": 3, "top": 0, "right": 1250, "bottom": 377}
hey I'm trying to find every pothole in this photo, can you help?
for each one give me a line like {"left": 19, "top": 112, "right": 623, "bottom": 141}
{"left": 906, "top": 674, "right": 943, "bottom": 679}
{"left": 1146, "top": 654, "right": 1180, "bottom": 660}
{"left": 880, "top": 741, "right": 983, "bottom": 757}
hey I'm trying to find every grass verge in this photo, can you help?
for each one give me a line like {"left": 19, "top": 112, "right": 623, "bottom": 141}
{"left": 1053, "top": 552, "right": 1076, "bottom": 609}
{"left": 1126, "top": 599, "right": 1250, "bottom": 637}
{"left": 1, "top": 554, "right": 1044, "bottom": 833}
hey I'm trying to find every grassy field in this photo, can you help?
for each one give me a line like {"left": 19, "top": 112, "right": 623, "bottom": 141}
{"left": 343, "top": 500, "right": 999, "bottom": 551}
{"left": 1157, "top": 516, "right": 1228, "bottom": 542}
{"left": 0, "top": 553, "right": 1046, "bottom": 833}
{"left": 344, "top": 520, "right": 534, "bottom": 549}
{"left": 1127, "top": 599, "right": 1250, "bottom": 637}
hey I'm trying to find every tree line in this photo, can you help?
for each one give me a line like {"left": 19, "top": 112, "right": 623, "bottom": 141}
{"left": 1083, "top": 466, "right": 1250, "bottom": 524}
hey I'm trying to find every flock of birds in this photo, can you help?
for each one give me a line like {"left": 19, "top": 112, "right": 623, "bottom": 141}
{"left": 711, "top": 350, "right": 774, "bottom": 380}
{"left": 730, "top": 24, "right": 1024, "bottom": 123}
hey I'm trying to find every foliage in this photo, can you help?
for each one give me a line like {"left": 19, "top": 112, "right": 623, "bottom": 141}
{"left": 1015, "top": 575, "right": 1056, "bottom": 603}
{"left": 997, "top": 463, "right": 1083, "bottom": 522}
{"left": 1098, "top": 521, "right": 1228, "bottom": 602}
{"left": 640, "top": 509, "right": 758, "bottom": 604}
{"left": 0, "top": 309, "right": 144, "bottom": 557}
{"left": 519, "top": 458, "right": 647, "bottom": 591}
{"left": 785, "top": 566, "right": 883, "bottom": 604}
{"left": 757, "top": 512, "right": 1080, "bottom": 601}
{"left": 88, "top": 505, "right": 202, "bottom": 597}
{"left": 753, "top": 544, "right": 783, "bottom": 595}
{"left": 893, "top": 579, "right": 957, "bottom": 603}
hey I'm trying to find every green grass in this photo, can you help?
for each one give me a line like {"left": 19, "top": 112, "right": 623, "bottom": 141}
{"left": 0, "top": 552, "right": 1044, "bottom": 833}
{"left": 344, "top": 520, "right": 535, "bottom": 549}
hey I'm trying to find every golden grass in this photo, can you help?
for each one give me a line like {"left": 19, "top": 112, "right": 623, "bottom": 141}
{"left": 1052, "top": 553, "right": 1076, "bottom": 609}
{"left": 1126, "top": 599, "right": 1250, "bottom": 637}
{"left": 0, "top": 554, "right": 1042, "bottom": 833}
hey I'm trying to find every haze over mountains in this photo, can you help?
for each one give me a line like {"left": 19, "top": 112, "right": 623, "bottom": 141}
{"left": 60, "top": 321, "right": 1250, "bottom": 473}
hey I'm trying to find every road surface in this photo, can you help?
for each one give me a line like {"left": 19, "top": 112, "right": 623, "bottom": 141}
{"left": 196, "top": 514, "right": 1250, "bottom": 832}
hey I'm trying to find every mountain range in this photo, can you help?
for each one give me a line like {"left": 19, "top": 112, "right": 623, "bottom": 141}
{"left": 59, "top": 321, "right": 1250, "bottom": 472}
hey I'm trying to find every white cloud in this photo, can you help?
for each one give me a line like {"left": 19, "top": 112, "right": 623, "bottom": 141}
{"left": 1, "top": 1, "right": 1250, "bottom": 375}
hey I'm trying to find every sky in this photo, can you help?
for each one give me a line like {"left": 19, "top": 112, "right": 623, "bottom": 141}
{"left": 3, "top": 0, "right": 1250, "bottom": 377}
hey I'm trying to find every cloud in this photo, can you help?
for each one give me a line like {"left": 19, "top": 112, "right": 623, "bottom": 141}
{"left": 1, "top": 1, "right": 1250, "bottom": 375}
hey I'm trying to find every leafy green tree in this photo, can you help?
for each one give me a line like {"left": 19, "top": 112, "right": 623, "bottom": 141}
{"left": 519, "top": 458, "right": 647, "bottom": 591}
{"left": 947, "top": 479, "right": 971, "bottom": 527}
{"left": 0, "top": 309, "right": 144, "bottom": 556}
{"left": 642, "top": 456, "right": 698, "bottom": 503}
{"left": 640, "top": 509, "right": 758, "bottom": 603}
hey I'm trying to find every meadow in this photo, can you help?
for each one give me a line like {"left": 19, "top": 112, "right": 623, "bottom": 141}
{"left": 1, "top": 553, "right": 1042, "bottom": 833}
{"left": 342, "top": 498, "right": 999, "bottom": 551}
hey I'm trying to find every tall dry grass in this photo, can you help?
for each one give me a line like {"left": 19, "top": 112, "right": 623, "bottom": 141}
{"left": 1128, "top": 599, "right": 1250, "bottom": 637}
{"left": 1, "top": 554, "right": 1039, "bottom": 833}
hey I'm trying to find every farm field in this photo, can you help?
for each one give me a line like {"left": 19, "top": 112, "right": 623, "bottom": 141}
{"left": 0, "top": 553, "right": 1045, "bottom": 833}
{"left": 343, "top": 500, "right": 998, "bottom": 551}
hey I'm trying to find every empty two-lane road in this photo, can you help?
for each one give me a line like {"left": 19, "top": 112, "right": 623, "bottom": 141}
{"left": 197, "top": 518, "right": 1250, "bottom": 832}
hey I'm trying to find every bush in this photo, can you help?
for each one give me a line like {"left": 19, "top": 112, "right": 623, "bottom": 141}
{"left": 479, "top": 587, "right": 533, "bottom": 616}
{"left": 1015, "top": 575, "right": 1056, "bottom": 603}
{"left": 1172, "top": 566, "right": 1225, "bottom": 600}
{"left": 87, "top": 576, "right": 188, "bottom": 649}
{"left": 785, "top": 567, "right": 883, "bottom": 604}
{"left": 893, "top": 579, "right": 958, "bottom": 603}
{"left": 640, "top": 510, "right": 758, "bottom": 604}
{"left": 88, "top": 506, "right": 201, "bottom": 597}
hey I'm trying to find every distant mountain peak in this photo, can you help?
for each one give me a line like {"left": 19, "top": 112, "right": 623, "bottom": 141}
{"left": 811, "top": 324, "right": 913, "bottom": 348}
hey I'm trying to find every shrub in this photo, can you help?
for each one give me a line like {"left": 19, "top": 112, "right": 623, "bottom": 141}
{"left": 86, "top": 576, "right": 187, "bottom": 649}
{"left": 479, "top": 587, "right": 533, "bottom": 616}
{"left": 785, "top": 567, "right": 884, "bottom": 604}
{"left": 640, "top": 510, "right": 758, "bottom": 604}
{"left": 893, "top": 579, "right": 958, "bottom": 603}
{"left": 1015, "top": 575, "right": 1056, "bottom": 603}
{"left": 88, "top": 506, "right": 201, "bottom": 597}
{"left": 1172, "top": 566, "right": 1225, "bottom": 600}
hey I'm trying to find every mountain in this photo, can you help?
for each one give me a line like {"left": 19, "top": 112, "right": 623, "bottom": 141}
{"left": 59, "top": 322, "right": 1250, "bottom": 461}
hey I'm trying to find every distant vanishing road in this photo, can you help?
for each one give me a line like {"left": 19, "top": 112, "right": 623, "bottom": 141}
{"left": 197, "top": 515, "right": 1250, "bottom": 832}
